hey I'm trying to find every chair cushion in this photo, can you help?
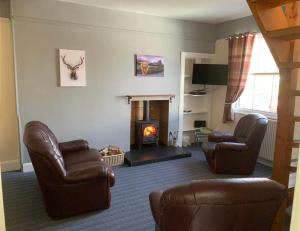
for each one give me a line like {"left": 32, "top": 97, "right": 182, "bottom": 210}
{"left": 65, "top": 161, "right": 107, "bottom": 182}
{"left": 63, "top": 148, "right": 104, "bottom": 169}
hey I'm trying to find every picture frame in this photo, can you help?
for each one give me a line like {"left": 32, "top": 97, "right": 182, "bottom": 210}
{"left": 59, "top": 49, "right": 86, "bottom": 87}
{"left": 135, "top": 55, "right": 164, "bottom": 77}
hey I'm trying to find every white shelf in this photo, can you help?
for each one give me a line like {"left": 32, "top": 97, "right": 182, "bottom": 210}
{"left": 179, "top": 52, "right": 214, "bottom": 147}
{"left": 183, "top": 111, "right": 208, "bottom": 115}
{"left": 184, "top": 93, "right": 207, "bottom": 97}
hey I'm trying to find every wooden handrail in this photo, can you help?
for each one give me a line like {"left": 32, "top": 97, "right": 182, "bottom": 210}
{"left": 280, "top": 62, "right": 300, "bottom": 69}
{"left": 289, "top": 90, "right": 300, "bottom": 96}
{"left": 267, "top": 25, "right": 300, "bottom": 40}
{"left": 288, "top": 140, "right": 300, "bottom": 148}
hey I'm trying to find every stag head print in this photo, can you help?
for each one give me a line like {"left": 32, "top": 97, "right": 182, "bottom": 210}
{"left": 61, "top": 55, "right": 85, "bottom": 80}
{"left": 59, "top": 49, "right": 86, "bottom": 87}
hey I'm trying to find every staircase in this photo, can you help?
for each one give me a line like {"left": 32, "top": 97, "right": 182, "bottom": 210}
{"left": 247, "top": 1, "right": 300, "bottom": 230}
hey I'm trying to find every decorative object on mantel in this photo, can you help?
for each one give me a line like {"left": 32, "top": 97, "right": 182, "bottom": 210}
{"left": 125, "top": 94, "right": 175, "bottom": 104}
{"left": 99, "top": 145, "right": 125, "bottom": 166}
{"left": 135, "top": 55, "right": 164, "bottom": 77}
{"left": 59, "top": 49, "right": 86, "bottom": 87}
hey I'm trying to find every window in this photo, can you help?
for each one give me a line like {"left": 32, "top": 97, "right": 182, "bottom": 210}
{"left": 235, "top": 34, "right": 279, "bottom": 117}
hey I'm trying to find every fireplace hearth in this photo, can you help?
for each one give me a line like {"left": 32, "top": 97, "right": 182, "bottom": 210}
{"left": 125, "top": 146, "right": 192, "bottom": 166}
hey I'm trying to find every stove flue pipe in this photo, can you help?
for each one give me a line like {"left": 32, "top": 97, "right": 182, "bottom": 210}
{"left": 143, "top": 100, "right": 150, "bottom": 121}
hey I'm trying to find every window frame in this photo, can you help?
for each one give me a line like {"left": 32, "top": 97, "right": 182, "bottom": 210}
{"left": 234, "top": 106, "right": 278, "bottom": 120}
{"left": 233, "top": 34, "right": 279, "bottom": 120}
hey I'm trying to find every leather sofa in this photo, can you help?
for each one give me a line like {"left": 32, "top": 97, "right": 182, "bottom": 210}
{"left": 202, "top": 114, "right": 268, "bottom": 174}
{"left": 149, "top": 178, "right": 286, "bottom": 231}
{"left": 23, "top": 121, "right": 115, "bottom": 218}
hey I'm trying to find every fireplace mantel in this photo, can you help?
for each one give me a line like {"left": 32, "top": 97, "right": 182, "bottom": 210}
{"left": 125, "top": 94, "right": 175, "bottom": 104}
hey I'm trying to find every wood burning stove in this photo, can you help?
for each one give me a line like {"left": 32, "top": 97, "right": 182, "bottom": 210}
{"left": 136, "top": 101, "right": 160, "bottom": 149}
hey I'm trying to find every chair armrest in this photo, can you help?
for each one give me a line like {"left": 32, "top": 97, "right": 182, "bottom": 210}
{"left": 208, "top": 132, "right": 236, "bottom": 143}
{"left": 214, "top": 142, "right": 251, "bottom": 174}
{"left": 64, "top": 164, "right": 115, "bottom": 186}
{"left": 149, "top": 191, "right": 163, "bottom": 225}
{"left": 215, "top": 142, "right": 248, "bottom": 151}
{"left": 59, "top": 139, "right": 89, "bottom": 155}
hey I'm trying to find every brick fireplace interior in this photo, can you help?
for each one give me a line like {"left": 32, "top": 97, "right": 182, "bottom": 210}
{"left": 130, "top": 100, "right": 169, "bottom": 148}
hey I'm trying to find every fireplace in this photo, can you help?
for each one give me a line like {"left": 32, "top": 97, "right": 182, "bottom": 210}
{"left": 130, "top": 100, "right": 169, "bottom": 149}
{"left": 136, "top": 101, "right": 160, "bottom": 149}
{"left": 126, "top": 95, "right": 192, "bottom": 166}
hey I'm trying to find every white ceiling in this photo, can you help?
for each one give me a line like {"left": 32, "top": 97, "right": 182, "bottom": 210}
{"left": 59, "top": 0, "right": 252, "bottom": 24}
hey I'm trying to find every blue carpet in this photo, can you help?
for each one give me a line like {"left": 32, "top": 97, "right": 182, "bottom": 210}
{"left": 2, "top": 147, "right": 272, "bottom": 231}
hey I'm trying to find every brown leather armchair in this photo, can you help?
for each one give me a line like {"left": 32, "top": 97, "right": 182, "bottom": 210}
{"left": 23, "top": 121, "right": 115, "bottom": 218}
{"left": 149, "top": 178, "right": 286, "bottom": 231}
{"left": 202, "top": 114, "right": 268, "bottom": 174}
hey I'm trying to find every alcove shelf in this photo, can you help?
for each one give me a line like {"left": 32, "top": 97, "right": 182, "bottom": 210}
{"left": 178, "top": 52, "right": 214, "bottom": 146}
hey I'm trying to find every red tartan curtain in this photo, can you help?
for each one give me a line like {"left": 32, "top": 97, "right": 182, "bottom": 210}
{"left": 223, "top": 33, "right": 256, "bottom": 123}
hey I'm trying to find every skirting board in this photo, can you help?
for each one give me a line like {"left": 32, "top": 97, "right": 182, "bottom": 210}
{"left": 257, "top": 157, "right": 273, "bottom": 168}
{"left": 0, "top": 159, "right": 21, "bottom": 172}
{"left": 22, "top": 163, "right": 34, "bottom": 172}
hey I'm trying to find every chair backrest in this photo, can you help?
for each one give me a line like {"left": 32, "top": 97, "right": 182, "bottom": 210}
{"left": 234, "top": 113, "right": 268, "bottom": 151}
{"left": 23, "top": 121, "right": 66, "bottom": 184}
{"left": 159, "top": 178, "right": 286, "bottom": 231}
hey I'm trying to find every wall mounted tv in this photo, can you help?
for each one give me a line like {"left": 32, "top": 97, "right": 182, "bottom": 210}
{"left": 192, "top": 64, "right": 229, "bottom": 85}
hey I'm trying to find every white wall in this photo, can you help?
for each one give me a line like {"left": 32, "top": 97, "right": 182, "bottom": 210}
{"left": 216, "top": 16, "right": 260, "bottom": 39}
{"left": 11, "top": 0, "right": 217, "bottom": 163}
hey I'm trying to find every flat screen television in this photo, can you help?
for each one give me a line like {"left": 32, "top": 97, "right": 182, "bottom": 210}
{"left": 192, "top": 64, "right": 228, "bottom": 85}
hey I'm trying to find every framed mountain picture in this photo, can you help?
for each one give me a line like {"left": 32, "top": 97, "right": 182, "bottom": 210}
{"left": 135, "top": 55, "right": 164, "bottom": 77}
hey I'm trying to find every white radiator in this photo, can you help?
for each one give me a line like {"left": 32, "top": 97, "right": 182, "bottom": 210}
{"left": 258, "top": 119, "right": 277, "bottom": 166}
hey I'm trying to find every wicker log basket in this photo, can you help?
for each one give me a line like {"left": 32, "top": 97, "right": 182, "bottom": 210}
{"left": 99, "top": 145, "right": 125, "bottom": 166}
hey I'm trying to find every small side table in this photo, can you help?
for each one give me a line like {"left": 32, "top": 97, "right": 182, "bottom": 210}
{"left": 194, "top": 127, "right": 213, "bottom": 144}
